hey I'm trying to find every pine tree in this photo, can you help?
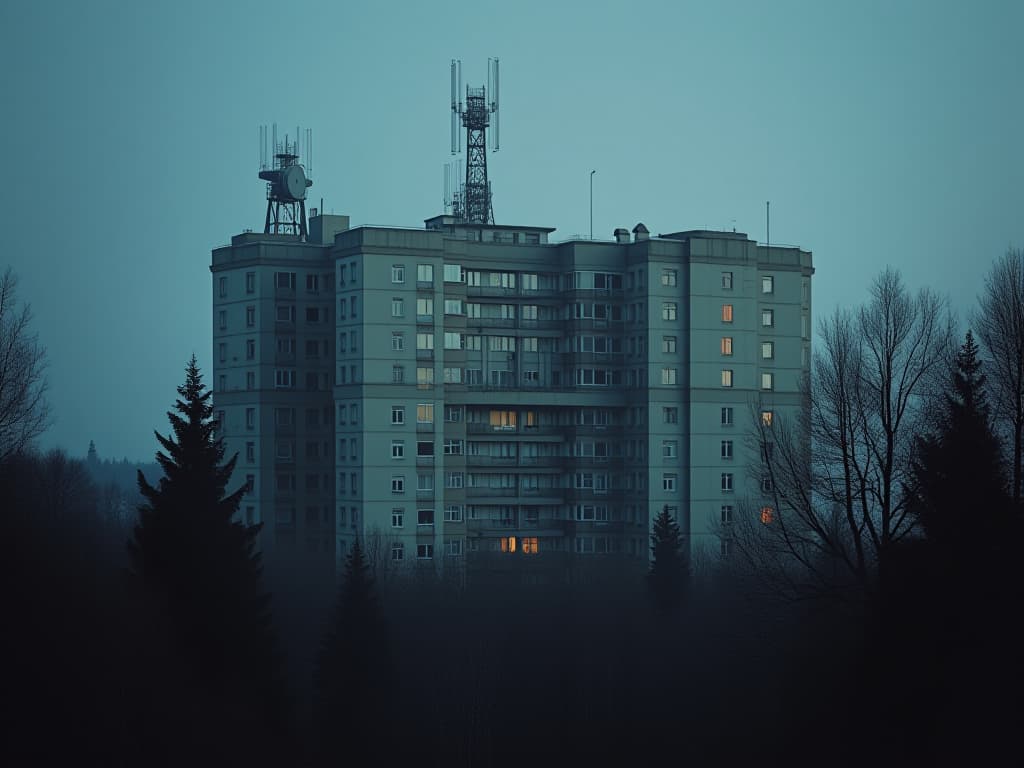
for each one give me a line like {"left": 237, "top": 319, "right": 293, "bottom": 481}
{"left": 910, "top": 331, "right": 1009, "bottom": 550}
{"left": 127, "top": 357, "right": 285, "bottom": 755}
{"left": 648, "top": 505, "right": 686, "bottom": 612}
{"left": 313, "top": 538, "right": 392, "bottom": 764}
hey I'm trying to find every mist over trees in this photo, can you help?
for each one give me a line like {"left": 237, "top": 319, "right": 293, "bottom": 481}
{"left": 4, "top": 258, "right": 1024, "bottom": 766}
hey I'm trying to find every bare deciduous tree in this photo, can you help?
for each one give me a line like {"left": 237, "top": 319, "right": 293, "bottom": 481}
{"left": 0, "top": 268, "right": 50, "bottom": 462}
{"left": 972, "top": 247, "right": 1024, "bottom": 507}
{"left": 720, "top": 269, "right": 953, "bottom": 601}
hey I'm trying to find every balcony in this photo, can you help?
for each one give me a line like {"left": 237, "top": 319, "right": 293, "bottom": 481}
{"left": 465, "top": 454, "right": 518, "bottom": 467}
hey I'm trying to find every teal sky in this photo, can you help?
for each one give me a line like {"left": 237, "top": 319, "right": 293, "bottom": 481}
{"left": 2, "top": 0, "right": 1021, "bottom": 461}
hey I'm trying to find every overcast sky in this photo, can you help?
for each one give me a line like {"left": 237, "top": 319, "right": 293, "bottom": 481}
{"left": 2, "top": 0, "right": 1021, "bottom": 462}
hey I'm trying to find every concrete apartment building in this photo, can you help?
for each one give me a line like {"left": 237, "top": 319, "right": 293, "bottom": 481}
{"left": 211, "top": 212, "right": 813, "bottom": 583}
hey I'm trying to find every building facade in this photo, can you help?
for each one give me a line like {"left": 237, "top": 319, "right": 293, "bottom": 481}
{"left": 211, "top": 213, "right": 813, "bottom": 582}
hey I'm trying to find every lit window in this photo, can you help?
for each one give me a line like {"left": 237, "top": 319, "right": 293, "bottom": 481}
{"left": 721, "top": 473, "right": 734, "bottom": 492}
{"left": 521, "top": 537, "right": 539, "bottom": 554}
{"left": 721, "top": 370, "right": 733, "bottom": 388}
{"left": 391, "top": 265, "right": 405, "bottom": 283}
{"left": 721, "top": 407, "right": 734, "bottom": 425}
{"left": 761, "top": 372, "right": 774, "bottom": 391}
{"left": 500, "top": 536, "right": 517, "bottom": 554}
{"left": 721, "top": 337, "right": 733, "bottom": 356}
{"left": 722, "top": 304, "right": 733, "bottom": 323}
{"left": 762, "top": 309, "right": 774, "bottom": 327}
{"left": 721, "top": 272, "right": 733, "bottom": 290}
{"left": 760, "top": 506, "right": 775, "bottom": 524}
{"left": 761, "top": 410, "right": 774, "bottom": 427}
{"left": 762, "top": 275, "right": 774, "bottom": 294}
{"left": 721, "top": 440, "right": 733, "bottom": 459}
{"left": 761, "top": 341, "right": 774, "bottom": 359}
{"left": 417, "top": 367, "right": 434, "bottom": 389}
{"left": 417, "top": 403, "right": 434, "bottom": 424}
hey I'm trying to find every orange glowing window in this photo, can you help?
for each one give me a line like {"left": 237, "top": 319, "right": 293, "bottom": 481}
{"left": 722, "top": 304, "right": 734, "bottom": 323}
{"left": 522, "top": 537, "right": 539, "bottom": 554}
{"left": 500, "top": 536, "right": 517, "bottom": 553}
{"left": 760, "top": 506, "right": 774, "bottom": 524}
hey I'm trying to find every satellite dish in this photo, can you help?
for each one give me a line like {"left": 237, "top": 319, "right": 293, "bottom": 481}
{"left": 283, "top": 164, "right": 308, "bottom": 201}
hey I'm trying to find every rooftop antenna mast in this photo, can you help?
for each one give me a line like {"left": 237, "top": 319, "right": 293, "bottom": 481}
{"left": 257, "top": 123, "right": 313, "bottom": 239}
{"left": 449, "top": 58, "right": 499, "bottom": 225}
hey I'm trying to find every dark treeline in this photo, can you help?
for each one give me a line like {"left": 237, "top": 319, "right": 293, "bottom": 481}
{"left": 4, "top": 255, "right": 1024, "bottom": 765}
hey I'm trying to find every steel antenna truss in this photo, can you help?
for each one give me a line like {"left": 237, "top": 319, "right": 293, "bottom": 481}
{"left": 449, "top": 58, "right": 499, "bottom": 225}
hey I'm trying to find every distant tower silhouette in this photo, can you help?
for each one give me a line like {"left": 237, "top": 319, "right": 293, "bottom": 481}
{"left": 257, "top": 125, "right": 313, "bottom": 239}
{"left": 87, "top": 440, "right": 97, "bottom": 465}
{"left": 449, "top": 59, "right": 499, "bottom": 224}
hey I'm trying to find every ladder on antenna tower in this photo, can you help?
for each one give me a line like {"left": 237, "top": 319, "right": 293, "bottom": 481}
{"left": 448, "top": 58, "right": 499, "bottom": 225}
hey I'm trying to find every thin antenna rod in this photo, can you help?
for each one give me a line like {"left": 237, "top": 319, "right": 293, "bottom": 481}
{"left": 766, "top": 200, "right": 770, "bottom": 247}
{"left": 493, "top": 57, "right": 500, "bottom": 151}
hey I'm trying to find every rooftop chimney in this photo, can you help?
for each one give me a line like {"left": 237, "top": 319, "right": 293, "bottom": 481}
{"left": 632, "top": 222, "right": 649, "bottom": 242}
{"left": 614, "top": 227, "right": 630, "bottom": 244}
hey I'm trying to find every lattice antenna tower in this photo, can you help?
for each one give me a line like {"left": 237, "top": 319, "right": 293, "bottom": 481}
{"left": 448, "top": 58, "right": 499, "bottom": 224}
{"left": 257, "top": 123, "right": 313, "bottom": 239}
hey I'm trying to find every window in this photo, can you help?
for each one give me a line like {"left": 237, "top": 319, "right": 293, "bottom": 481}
{"left": 417, "top": 441, "right": 434, "bottom": 457}
{"left": 762, "top": 341, "right": 774, "bottom": 359}
{"left": 417, "top": 544, "right": 434, "bottom": 559}
{"left": 245, "top": 475, "right": 255, "bottom": 494}
{"left": 444, "top": 405, "right": 461, "bottom": 422}
{"left": 245, "top": 407, "right": 255, "bottom": 429}
{"left": 722, "top": 272, "right": 733, "bottom": 290}
{"left": 721, "top": 473, "right": 734, "bottom": 492}
{"left": 417, "top": 403, "right": 434, "bottom": 424}
{"left": 662, "top": 336, "right": 677, "bottom": 354}
{"left": 244, "top": 441, "right": 255, "bottom": 463}
{"left": 444, "top": 299, "right": 463, "bottom": 315}
{"left": 662, "top": 302, "right": 677, "bottom": 321}
{"left": 246, "top": 371, "right": 255, "bottom": 390}
{"left": 275, "top": 271, "right": 296, "bottom": 289}
{"left": 391, "top": 542, "right": 404, "bottom": 561}
{"left": 662, "top": 440, "right": 678, "bottom": 459}
{"left": 445, "top": 472, "right": 464, "bottom": 489}
{"left": 417, "top": 473, "right": 433, "bottom": 491}
{"left": 417, "top": 509, "right": 434, "bottom": 526}
{"left": 447, "top": 539, "right": 464, "bottom": 557}
{"left": 391, "top": 476, "right": 405, "bottom": 493}
{"left": 416, "top": 333, "right": 434, "bottom": 351}
{"left": 392, "top": 264, "right": 405, "bottom": 283}
{"left": 721, "top": 370, "right": 733, "bottom": 388}
{"left": 443, "top": 264, "right": 464, "bottom": 283}
{"left": 722, "top": 304, "right": 734, "bottom": 323}
{"left": 761, "top": 475, "right": 774, "bottom": 493}
{"left": 274, "top": 407, "right": 294, "bottom": 426}
{"left": 721, "top": 407, "right": 734, "bottom": 425}
{"left": 761, "top": 372, "right": 774, "bottom": 391}
{"left": 443, "top": 439, "right": 463, "bottom": 455}
{"left": 760, "top": 506, "right": 775, "bottom": 524}
{"left": 218, "top": 374, "right": 227, "bottom": 392}
{"left": 246, "top": 339, "right": 255, "bottom": 360}
{"left": 350, "top": 296, "right": 357, "bottom": 318}
{"left": 661, "top": 368, "right": 677, "bottom": 385}
{"left": 245, "top": 272, "right": 255, "bottom": 293}
{"left": 392, "top": 509, "right": 404, "bottom": 527}
{"left": 391, "top": 441, "right": 405, "bottom": 459}
{"left": 663, "top": 473, "right": 677, "bottom": 492}
{"left": 444, "top": 505, "right": 464, "bottom": 522}
{"left": 721, "top": 440, "right": 733, "bottom": 459}
{"left": 417, "top": 367, "right": 434, "bottom": 388}
{"left": 391, "top": 406, "right": 405, "bottom": 425}
{"left": 761, "top": 410, "right": 774, "bottom": 427}
{"left": 661, "top": 269, "right": 677, "bottom": 287}
{"left": 392, "top": 366, "right": 404, "bottom": 383}
{"left": 721, "top": 337, "right": 733, "bottom": 356}
{"left": 246, "top": 306, "right": 255, "bottom": 327}
{"left": 663, "top": 407, "right": 678, "bottom": 424}
{"left": 762, "top": 275, "right": 774, "bottom": 294}
{"left": 218, "top": 277, "right": 227, "bottom": 298}
{"left": 762, "top": 308, "right": 774, "bottom": 327}
{"left": 392, "top": 298, "right": 404, "bottom": 318}
{"left": 416, "top": 297, "right": 433, "bottom": 318}
{"left": 721, "top": 505, "right": 734, "bottom": 523}
{"left": 305, "top": 307, "right": 320, "bottom": 323}
{"left": 417, "top": 264, "right": 434, "bottom": 283}
{"left": 218, "top": 310, "right": 227, "bottom": 330}
{"left": 444, "top": 332, "right": 464, "bottom": 350}
{"left": 218, "top": 343, "right": 227, "bottom": 363}
{"left": 275, "top": 369, "right": 296, "bottom": 388}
